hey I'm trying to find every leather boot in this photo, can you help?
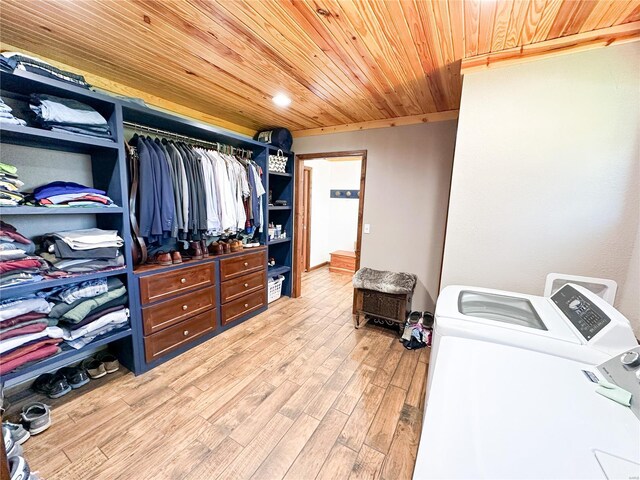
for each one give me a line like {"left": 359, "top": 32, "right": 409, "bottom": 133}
{"left": 200, "top": 239, "right": 209, "bottom": 257}
{"left": 189, "top": 241, "right": 203, "bottom": 260}
{"left": 171, "top": 251, "right": 183, "bottom": 264}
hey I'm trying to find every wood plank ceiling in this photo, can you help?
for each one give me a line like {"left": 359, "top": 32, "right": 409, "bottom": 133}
{"left": 1, "top": 0, "right": 639, "bottom": 133}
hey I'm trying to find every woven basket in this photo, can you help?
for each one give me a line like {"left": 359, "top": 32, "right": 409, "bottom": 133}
{"left": 269, "top": 149, "right": 287, "bottom": 173}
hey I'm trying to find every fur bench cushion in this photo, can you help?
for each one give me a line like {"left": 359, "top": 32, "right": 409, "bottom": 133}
{"left": 352, "top": 267, "right": 417, "bottom": 295}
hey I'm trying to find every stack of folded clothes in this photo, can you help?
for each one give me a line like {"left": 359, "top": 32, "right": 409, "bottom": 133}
{"left": 0, "top": 295, "right": 62, "bottom": 375}
{"left": 30, "top": 181, "right": 115, "bottom": 208}
{"left": 1, "top": 51, "right": 91, "bottom": 89}
{"left": 0, "top": 162, "right": 25, "bottom": 206}
{"left": 49, "top": 278, "right": 129, "bottom": 349}
{"left": 40, "top": 228, "right": 124, "bottom": 273}
{"left": 0, "top": 97, "right": 26, "bottom": 126}
{"left": 30, "top": 94, "right": 112, "bottom": 140}
{"left": 0, "top": 222, "right": 48, "bottom": 287}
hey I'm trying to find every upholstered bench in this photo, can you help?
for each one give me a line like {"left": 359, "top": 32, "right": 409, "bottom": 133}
{"left": 352, "top": 268, "right": 417, "bottom": 329}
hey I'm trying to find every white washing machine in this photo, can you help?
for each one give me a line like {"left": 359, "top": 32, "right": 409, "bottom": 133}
{"left": 414, "top": 336, "right": 640, "bottom": 479}
{"left": 428, "top": 283, "right": 638, "bottom": 397}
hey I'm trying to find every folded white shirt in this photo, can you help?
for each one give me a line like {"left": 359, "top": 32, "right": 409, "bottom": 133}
{"left": 0, "top": 297, "right": 53, "bottom": 322}
{"left": 62, "top": 308, "right": 129, "bottom": 341}
{"left": 53, "top": 228, "right": 123, "bottom": 250}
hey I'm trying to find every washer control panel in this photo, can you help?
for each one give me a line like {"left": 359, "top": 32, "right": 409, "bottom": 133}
{"left": 551, "top": 285, "right": 611, "bottom": 341}
{"left": 597, "top": 346, "right": 640, "bottom": 420}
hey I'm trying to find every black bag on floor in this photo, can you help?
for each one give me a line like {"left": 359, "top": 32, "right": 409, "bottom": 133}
{"left": 255, "top": 128, "right": 293, "bottom": 151}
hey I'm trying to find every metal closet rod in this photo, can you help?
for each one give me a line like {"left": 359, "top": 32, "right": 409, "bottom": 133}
{"left": 123, "top": 121, "right": 252, "bottom": 158}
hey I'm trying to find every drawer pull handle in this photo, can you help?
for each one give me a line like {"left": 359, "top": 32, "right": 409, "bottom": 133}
{"left": 182, "top": 305, "right": 188, "bottom": 311}
{"left": 183, "top": 330, "right": 189, "bottom": 336}
{"left": 244, "top": 283, "right": 249, "bottom": 288}
{"left": 180, "top": 278, "right": 187, "bottom": 284}
{"left": 244, "top": 303, "right": 249, "bottom": 308}
{"left": 243, "top": 262, "right": 249, "bottom": 267}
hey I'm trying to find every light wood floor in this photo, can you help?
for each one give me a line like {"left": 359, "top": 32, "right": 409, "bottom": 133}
{"left": 22, "top": 267, "right": 429, "bottom": 480}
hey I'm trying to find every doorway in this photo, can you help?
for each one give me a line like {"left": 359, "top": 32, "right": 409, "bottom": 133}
{"left": 293, "top": 150, "right": 367, "bottom": 297}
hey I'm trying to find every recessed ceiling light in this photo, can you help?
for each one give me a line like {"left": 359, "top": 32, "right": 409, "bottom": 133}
{"left": 273, "top": 93, "right": 291, "bottom": 108}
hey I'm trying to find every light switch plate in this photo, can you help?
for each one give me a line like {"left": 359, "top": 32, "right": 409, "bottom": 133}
{"left": 364, "top": 224, "right": 370, "bottom": 234}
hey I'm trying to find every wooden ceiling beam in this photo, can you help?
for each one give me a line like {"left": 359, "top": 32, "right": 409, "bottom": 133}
{"left": 461, "top": 21, "right": 640, "bottom": 74}
{"left": 292, "top": 110, "right": 459, "bottom": 138}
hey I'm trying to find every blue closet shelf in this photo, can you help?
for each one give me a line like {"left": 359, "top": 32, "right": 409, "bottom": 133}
{"left": 268, "top": 265, "right": 291, "bottom": 277}
{"left": 268, "top": 205, "right": 292, "bottom": 210}
{"left": 268, "top": 146, "right": 293, "bottom": 156}
{"left": 0, "top": 268, "right": 127, "bottom": 298}
{"left": 0, "top": 124, "right": 118, "bottom": 153}
{"left": 268, "top": 171, "right": 293, "bottom": 177}
{"left": 0, "top": 206, "right": 123, "bottom": 215}
{"left": 2, "top": 327, "right": 132, "bottom": 386}
{"left": 268, "top": 238, "right": 291, "bottom": 245}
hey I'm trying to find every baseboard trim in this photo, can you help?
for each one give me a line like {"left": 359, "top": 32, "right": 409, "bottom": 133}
{"left": 308, "top": 261, "right": 329, "bottom": 272}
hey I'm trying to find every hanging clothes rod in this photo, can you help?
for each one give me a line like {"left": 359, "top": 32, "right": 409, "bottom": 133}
{"left": 123, "top": 121, "right": 252, "bottom": 158}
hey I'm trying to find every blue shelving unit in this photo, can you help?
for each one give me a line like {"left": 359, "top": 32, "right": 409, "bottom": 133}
{"left": 0, "top": 70, "right": 141, "bottom": 387}
{"left": 263, "top": 147, "right": 295, "bottom": 298}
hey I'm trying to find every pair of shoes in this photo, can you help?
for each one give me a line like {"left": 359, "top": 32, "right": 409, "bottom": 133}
{"left": 209, "top": 242, "right": 224, "bottom": 255}
{"left": 406, "top": 311, "right": 434, "bottom": 327}
{"left": 81, "top": 351, "right": 119, "bottom": 379}
{"left": 3, "top": 422, "right": 30, "bottom": 446}
{"left": 20, "top": 403, "right": 51, "bottom": 435}
{"left": 32, "top": 373, "right": 72, "bottom": 399}
{"left": 230, "top": 239, "right": 243, "bottom": 252}
{"left": 148, "top": 251, "right": 182, "bottom": 266}
{"left": 180, "top": 241, "right": 204, "bottom": 260}
{"left": 8, "top": 454, "right": 30, "bottom": 480}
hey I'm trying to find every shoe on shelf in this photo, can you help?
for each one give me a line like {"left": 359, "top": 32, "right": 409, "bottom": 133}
{"left": 8, "top": 455, "right": 30, "bottom": 480}
{"left": 2, "top": 422, "right": 30, "bottom": 445}
{"left": 57, "top": 366, "right": 90, "bottom": 389}
{"left": 3, "top": 425, "right": 23, "bottom": 459}
{"left": 200, "top": 239, "right": 209, "bottom": 257}
{"left": 188, "top": 241, "right": 204, "bottom": 260}
{"left": 32, "top": 373, "right": 71, "bottom": 399}
{"left": 95, "top": 351, "right": 120, "bottom": 374}
{"left": 80, "top": 358, "right": 107, "bottom": 379}
{"left": 20, "top": 403, "right": 51, "bottom": 435}
{"left": 148, "top": 252, "right": 172, "bottom": 266}
{"left": 171, "top": 251, "right": 182, "bottom": 264}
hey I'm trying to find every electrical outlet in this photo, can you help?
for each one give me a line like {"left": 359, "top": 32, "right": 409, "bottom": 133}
{"left": 364, "top": 224, "right": 371, "bottom": 234}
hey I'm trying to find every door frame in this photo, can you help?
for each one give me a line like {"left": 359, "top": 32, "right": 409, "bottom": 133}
{"left": 303, "top": 166, "right": 313, "bottom": 272}
{"left": 292, "top": 150, "right": 367, "bottom": 298}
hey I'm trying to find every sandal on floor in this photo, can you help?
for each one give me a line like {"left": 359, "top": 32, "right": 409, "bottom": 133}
{"left": 422, "top": 311, "right": 434, "bottom": 328}
{"left": 32, "top": 373, "right": 71, "bottom": 399}
{"left": 58, "top": 366, "right": 90, "bottom": 389}
{"left": 21, "top": 403, "right": 51, "bottom": 435}
{"left": 407, "top": 311, "right": 421, "bottom": 324}
{"left": 81, "top": 358, "right": 107, "bottom": 379}
{"left": 95, "top": 351, "right": 119, "bottom": 374}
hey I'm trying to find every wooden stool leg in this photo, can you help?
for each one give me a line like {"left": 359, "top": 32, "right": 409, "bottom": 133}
{"left": 353, "top": 313, "right": 361, "bottom": 328}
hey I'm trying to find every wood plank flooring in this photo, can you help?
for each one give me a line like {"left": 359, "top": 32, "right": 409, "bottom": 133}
{"left": 20, "top": 267, "right": 429, "bottom": 480}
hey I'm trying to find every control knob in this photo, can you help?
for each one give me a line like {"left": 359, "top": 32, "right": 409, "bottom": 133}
{"left": 569, "top": 299, "right": 582, "bottom": 311}
{"left": 620, "top": 351, "right": 640, "bottom": 369}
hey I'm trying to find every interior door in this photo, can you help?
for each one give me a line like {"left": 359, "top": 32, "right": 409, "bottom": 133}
{"left": 302, "top": 167, "right": 312, "bottom": 271}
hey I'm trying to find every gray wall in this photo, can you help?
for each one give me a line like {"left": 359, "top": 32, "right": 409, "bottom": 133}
{"left": 440, "top": 42, "right": 640, "bottom": 336}
{"left": 294, "top": 121, "right": 458, "bottom": 311}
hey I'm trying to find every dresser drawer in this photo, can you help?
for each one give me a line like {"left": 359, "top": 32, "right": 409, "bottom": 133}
{"left": 144, "top": 309, "right": 216, "bottom": 363}
{"left": 221, "top": 289, "right": 266, "bottom": 326}
{"left": 142, "top": 286, "right": 216, "bottom": 335}
{"left": 219, "top": 251, "right": 265, "bottom": 281}
{"left": 220, "top": 270, "right": 265, "bottom": 304}
{"left": 139, "top": 263, "right": 214, "bottom": 304}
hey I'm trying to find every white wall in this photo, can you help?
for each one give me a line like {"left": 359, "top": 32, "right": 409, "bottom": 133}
{"left": 295, "top": 121, "right": 458, "bottom": 311}
{"left": 441, "top": 43, "right": 640, "bottom": 336}
{"left": 304, "top": 159, "right": 361, "bottom": 268}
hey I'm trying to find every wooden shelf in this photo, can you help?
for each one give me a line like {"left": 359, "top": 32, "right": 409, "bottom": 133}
{"left": 0, "top": 268, "right": 126, "bottom": 298}
{"left": 2, "top": 327, "right": 132, "bottom": 387}
{"left": 268, "top": 171, "right": 293, "bottom": 177}
{"left": 0, "top": 123, "right": 118, "bottom": 153}
{"left": 268, "top": 205, "right": 292, "bottom": 210}
{"left": 0, "top": 206, "right": 123, "bottom": 215}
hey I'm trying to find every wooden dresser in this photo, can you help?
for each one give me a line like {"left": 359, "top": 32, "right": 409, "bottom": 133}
{"left": 134, "top": 247, "right": 268, "bottom": 369}
{"left": 329, "top": 250, "right": 356, "bottom": 274}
